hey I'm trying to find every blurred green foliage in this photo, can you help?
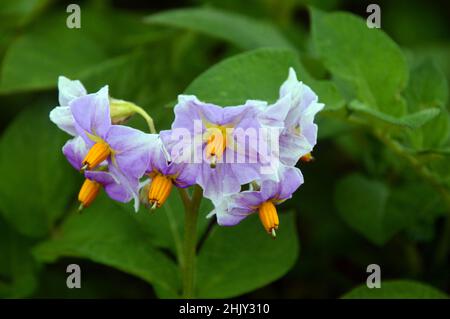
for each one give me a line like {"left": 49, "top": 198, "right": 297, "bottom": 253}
{"left": 0, "top": 0, "right": 449, "bottom": 298}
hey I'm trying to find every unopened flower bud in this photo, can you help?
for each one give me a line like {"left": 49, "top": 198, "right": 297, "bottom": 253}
{"left": 109, "top": 98, "right": 137, "bottom": 124}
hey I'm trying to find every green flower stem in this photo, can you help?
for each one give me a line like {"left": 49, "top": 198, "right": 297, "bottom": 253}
{"left": 181, "top": 185, "right": 203, "bottom": 298}
{"left": 344, "top": 110, "right": 450, "bottom": 208}
{"left": 129, "top": 103, "right": 157, "bottom": 134}
{"left": 162, "top": 200, "right": 184, "bottom": 266}
{"left": 133, "top": 103, "right": 202, "bottom": 297}
{"left": 403, "top": 241, "right": 423, "bottom": 276}
{"left": 374, "top": 129, "right": 450, "bottom": 267}
{"left": 374, "top": 129, "right": 450, "bottom": 209}
{"left": 343, "top": 112, "right": 450, "bottom": 266}
{"left": 178, "top": 188, "right": 191, "bottom": 211}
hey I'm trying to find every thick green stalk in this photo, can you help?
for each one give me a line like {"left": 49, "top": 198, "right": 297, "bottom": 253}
{"left": 181, "top": 186, "right": 203, "bottom": 298}
{"left": 134, "top": 103, "right": 203, "bottom": 296}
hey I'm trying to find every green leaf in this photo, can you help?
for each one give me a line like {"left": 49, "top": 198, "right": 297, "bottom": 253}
{"left": 78, "top": 49, "right": 183, "bottom": 131}
{"left": 144, "top": 7, "right": 294, "bottom": 50}
{"left": 349, "top": 100, "right": 440, "bottom": 129}
{"left": 0, "top": 105, "right": 77, "bottom": 237}
{"left": 185, "top": 48, "right": 299, "bottom": 104}
{"left": 0, "top": 13, "right": 107, "bottom": 94}
{"left": 77, "top": 7, "right": 168, "bottom": 54}
{"left": 334, "top": 174, "right": 390, "bottom": 245}
{"left": 0, "top": 7, "right": 162, "bottom": 94}
{"left": 406, "top": 60, "right": 448, "bottom": 111}
{"left": 297, "top": 55, "right": 346, "bottom": 111}
{"left": 405, "top": 60, "right": 450, "bottom": 149}
{"left": 334, "top": 173, "right": 443, "bottom": 245}
{"left": 311, "top": 9, "right": 408, "bottom": 117}
{"left": 312, "top": 80, "right": 346, "bottom": 111}
{"left": 76, "top": 35, "right": 217, "bottom": 130}
{"left": 185, "top": 47, "right": 345, "bottom": 111}
{"left": 0, "top": 217, "right": 39, "bottom": 298}
{"left": 33, "top": 195, "right": 181, "bottom": 297}
{"left": 0, "top": 0, "right": 50, "bottom": 29}
{"left": 196, "top": 211, "right": 298, "bottom": 298}
{"left": 342, "top": 280, "right": 448, "bottom": 299}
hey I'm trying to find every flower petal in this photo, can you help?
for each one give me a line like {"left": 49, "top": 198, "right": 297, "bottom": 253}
{"left": 279, "top": 131, "right": 312, "bottom": 166}
{"left": 85, "top": 169, "right": 118, "bottom": 186}
{"left": 220, "top": 104, "right": 249, "bottom": 125}
{"left": 58, "top": 76, "right": 87, "bottom": 106}
{"left": 232, "top": 190, "right": 264, "bottom": 209}
{"left": 260, "top": 165, "right": 303, "bottom": 201}
{"left": 160, "top": 129, "right": 201, "bottom": 166}
{"left": 279, "top": 67, "right": 300, "bottom": 99}
{"left": 110, "top": 165, "right": 142, "bottom": 212}
{"left": 229, "top": 162, "right": 261, "bottom": 185}
{"left": 106, "top": 125, "right": 158, "bottom": 179}
{"left": 208, "top": 197, "right": 256, "bottom": 226}
{"left": 85, "top": 170, "right": 131, "bottom": 204}
{"left": 198, "top": 163, "right": 241, "bottom": 204}
{"left": 276, "top": 69, "right": 325, "bottom": 165}
{"left": 169, "top": 162, "right": 198, "bottom": 188}
{"left": 300, "top": 101, "right": 324, "bottom": 146}
{"left": 172, "top": 95, "right": 254, "bottom": 129}
{"left": 62, "top": 136, "right": 88, "bottom": 170}
{"left": 216, "top": 206, "right": 254, "bottom": 226}
{"left": 70, "top": 86, "right": 111, "bottom": 141}
{"left": 171, "top": 95, "right": 204, "bottom": 132}
{"left": 49, "top": 106, "right": 77, "bottom": 136}
{"left": 147, "top": 140, "right": 170, "bottom": 174}
{"left": 277, "top": 166, "right": 303, "bottom": 200}
{"left": 85, "top": 165, "right": 141, "bottom": 211}
{"left": 259, "top": 179, "right": 279, "bottom": 201}
{"left": 257, "top": 94, "right": 291, "bottom": 128}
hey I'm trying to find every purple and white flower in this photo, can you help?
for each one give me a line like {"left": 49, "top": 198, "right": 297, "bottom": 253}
{"left": 49, "top": 67, "right": 321, "bottom": 236}
{"left": 161, "top": 95, "right": 286, "bottom": 204}
{"left": 142, "top": 140, "right": 197, "bottom": 209}
{"left": 63, "top": 136, "right": 142, "bottom": 211}
{"left": 49, "top": 76, "right": 87, "bottom": 136}
{"left": 208, "top": 165, "right": 303, "bottom": 237}
{"left": 62, "top": 85, "right": 157, "bottom": 180}
{"left": 276, "top": 68, "right": 324, "bottom": 166}
{"left": 50, "top": 79, "right": 159, "bottom": 211}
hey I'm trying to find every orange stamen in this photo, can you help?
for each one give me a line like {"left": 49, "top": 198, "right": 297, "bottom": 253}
{"left": 258, "top": 201, "right": 279, "bottom": 238}
{"left": 148, "top": 174, "right": 173, "bottom": 209}
{"left": 205, "top": 127, "right": 227, "bottom": 168}
{"left": 82, "top": 142, "right": 111, "bottom": 170}
{"left": 300, "top": 152, "right": 314, "bottom": 163}
{"left": 78, "top": 178, "right": 101, "bottom": 210}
